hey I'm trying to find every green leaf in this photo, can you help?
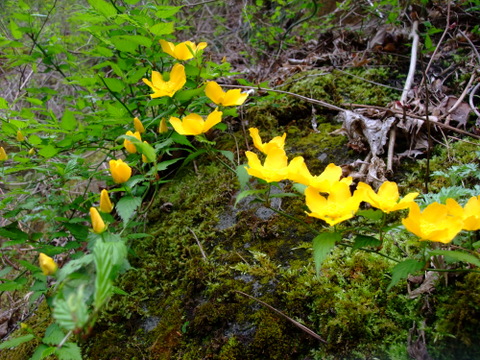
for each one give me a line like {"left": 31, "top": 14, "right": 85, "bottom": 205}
{"left": 429, "top": 250, "right": 480, "bottom": 267}
{"left": 103, "top": 77, "right": 125, "bottom": 93}
{"left": 111, "top": 35, "right": 152, "bottom": 53}
{"left": 236, "top": 164, "right": 250, "bottom": 190}
{"left": 135, "top": 140, "right": 156, "bottom": 163}
{"left": 55, "top": 342, "right": 83, "bottom": 360}
{"left": 0, "top": 334, "right": 35, "bottom": 349}
{"left": 218, "top": 150, "right": 234, "bottom": 165}
{"left": 43, "top": 323, "right": 65, "bottom": 346}
{"left": 116, "top": 196, "right": 142, "bottom": 223}
{"left": 29, "top": 344, "right": 54, "bottom": 360}
{"left": 60, "top": 110, "right": 77, "bottom": 131}
{"left": 56, "top": 254, "right": 94, "bottom": 283}
{"left": 0, "top": 97, "right": 8, "bottom": 109}
{"left": 150, "top": 22, "right": 175, "bottom": 36}
{"left": 387, "top": 259, "right": 426, "bottom": 291}
{"left": 9, "top": 20, "right": 22, "bottom": 40}
{"left": 38, "top": 145, "right": 59, "bottom": 158}
{"left": 87, "top": 0, "right": 117, "bottom": 17}
{"left": 53, "top": 286, "right": 89, "bottom": 331}
{"left": 175, "top": 87, "right": 205, "bottom": 102}
{"left": 234, "top": 188, "right": 267, "bottom": 207}
{"left": 155, "top": 6, "right": 183, "bottom": 18}
{"left": 351, "top": 235, "right": 382, "bottom": 252}
{"left": 0, "top": 266, "right": 13, "bottom": 278}
{"left": 357, "top": 209, "right": 384, "bottom": 221}
{"left": 313, "top": 232, "right": 341, "bottom": 275}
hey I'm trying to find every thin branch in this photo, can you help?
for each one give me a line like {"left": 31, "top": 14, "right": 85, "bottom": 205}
{"left": 188, "top": 227, "right": 207, "bottom": 260}
{"left": 235, "top": 290, "right": 327, "bottom": 343}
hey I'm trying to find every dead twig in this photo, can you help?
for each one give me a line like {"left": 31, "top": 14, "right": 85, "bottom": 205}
{"left": 187, "top": 227, "right": 207, "bottom": 261}
{"left": 235, "top": 290, "right": 327, "bottom": 343}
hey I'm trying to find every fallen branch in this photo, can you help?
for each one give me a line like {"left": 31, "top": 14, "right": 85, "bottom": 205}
{"left": 235, "top": 290, "right": 327, "bottom": 343}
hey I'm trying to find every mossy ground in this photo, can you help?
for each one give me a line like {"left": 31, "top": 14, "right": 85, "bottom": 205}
{"left": 4, "top": 68, "right": 480, "bottom": 359}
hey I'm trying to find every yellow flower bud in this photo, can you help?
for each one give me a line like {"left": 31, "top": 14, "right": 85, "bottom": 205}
{"left": 109, "top": 159, "right": 132, "bottom": 184}
{"left": 0, "top": 147, "right": 7, "bottom": 161}
{"left": 28, "top": 148, "right": 35, "bottom": 156}
{"left": 123, "top": 131, "right": 141, "bottom": 154}
{"left": 16, "top": 130, "right": 25, "bottom": 141}
{"left": 39, "top": 253, "right": 57, "bottom": 275}
{"left": 133, "top": 117, "right": 145, "bottom": 133}
{"left": 99, "top": 189, "right": 114, "bottom": 213}
{"left": 158, "top": 118, "right": 168, "bottom": 133}
{"left": 90, "top": 207, "right": 106, "bottom": 234}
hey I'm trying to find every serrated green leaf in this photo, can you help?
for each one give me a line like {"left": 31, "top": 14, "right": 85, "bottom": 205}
{"left": 52, "top": 286, "right": 89, "bottom": 331}
{"left": 116, "top": 196, "right": 142, "bottom": 223}
{"left": 387, "top": 259, "right": 426, "bottom": 291}
{"left": 87, "top": 0, "right": 117, "bottom": 17}
{"left": 9, "top": 20, "right": 22, "bottom": 39}
{"left": 150, "top": 22, "right": 175, "bottom": 36}
{"left": 174, "top": 87, "right": 205, "bottom": 102}
{"left": 170, "top": 132, "right": 193, "bottom": 147}
{"left": 56, "top": 254, "right": 94, "bottom": 283}
{"left": 55, "top": 342, "right": 83, "bottom": 360}
{"left": 236, "top": 164, "right": 250, "bottom": 190}
{"left": 38, "top": 145, "right": 59, "bottom": 158}
{"left": 351, "top": 235, "right": 382, "bottom": 252}
{"left": 0, "top": 97, "right": 8, "bottom": 109}
{"left": 429, "top": 250, "right": 480, "bottom": 267}
{"left": 29, "top": 344, "right": 52, "bottom": 360}
{"left": 357, "top": 209, "right": 384, "bottom": 221}
{"left": 0, "top": 266, "right": 13, "bottom": 278}
{"left": 313, "top": 232, "right": 341, "bottom": 275}
{"left": 234, "top": 188, "right": 267, "bottom": 207}
{"left": 155, "top": 6, "right": 182, "bottom": 18}
{"left": 60, "top": 110, "right": 77, "bottom": 131}
{"left": 111, "top": 35, "right": 152, "bottom": 53}
{"left": 43, "top": 323, "right": 65, "bottom": 346}
{"left": 0, "top": 334, "right": 35, "bottom": 349}
{"left": 102, "top": 77, "right": 125, "bottom": 93}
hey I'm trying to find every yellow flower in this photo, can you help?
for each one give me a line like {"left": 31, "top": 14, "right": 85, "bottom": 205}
{"left": 249, "top": 127, "right": 286, "bottom": 154}
{"left": 169, "top": 108, "right": 223, "bottom": 136}
{"left": 109, "top": 159, "right": 132, "bottom": 184}
{"left": 16, "top": 130, "right": 25, "bottom": 141}
{"left": 142, "top": 63, "right": 186, "bottom": 98}
{"left": 245, "top": 147, "right": 289, "bottom": 183}
{"left": 357, "top": 181, "right": 419, "bottom": 213}
{"left": 402, "top": 202, "right": 463, "bottom": 243}
{"left": 133, "top": 117, "right": 145, "bottom": 133}
{"left": 90, "top": 207, "right": 107, "bottom": 234}
{"left": 309, "top": 163, "right": 352, "bottom": 193}
{"left": 39, "top": 253, "right": 57, "bottom": 276}
{"left": 305, "top": 182, "right": 364, "bottom": 226}
{"left": 205, "top": 81, "right": 248, "bottom": 106}
{"left": 99, "top": 189, "right": 114, "bottom": 213}
{"left": 287, "top": 156, "right": 314, "bottom": 186}
{"left": 159, "top": 40, "right": 207, "bottom": 60}
{"left": 445, "top": 196, "right": 480, "bottom": 231}
{"left": 124, "top": 131, "right": 142, "bottom": 154}
{"left": 0, "top": 147, "right": 7, "bottom": 161}
{"left": 158, "top": 118, "right": 168, "bottom": 133}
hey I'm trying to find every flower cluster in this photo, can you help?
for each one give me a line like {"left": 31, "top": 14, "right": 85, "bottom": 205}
{"left": 244, "top": 128, "right": 480, "bottom": 242}
{"left": 142, "top": 40, "right": 248, "bottom": 136}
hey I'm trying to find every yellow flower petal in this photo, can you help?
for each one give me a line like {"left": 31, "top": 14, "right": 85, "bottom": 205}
{"left": 158, "top": 118, "right": 169, "bottom": 133}
{"left": 99, "top": 189, "right": 114, "bottom": 213}
{"left": 90, "top": 207, "right": 107, "bottom": 234}
{"left": 309, "top": 163, "right": 352, "bottom": 194}
{"left": 248, "top": 127, "right": 286, "bottom": 154}
{"left": 159, "top": 40, "right": 207, "bottom": 60}
{"left": 142, "top": 64, "right": 186, "bottom": 98}
{"left": 39, "top": 253, "right": 57, "bottom": 276}
{"left": 169, "top": 109, "right": 223, "bottom": 136}
{"left": 0, "top": 147, "right": 7, "bottom": 161}
{"left": 205, "top": 81, "right": 248, "bottom": 106}
{"left": 133, "top": 117, "right": 145, "bottom": 133}
{"left": 245, "top": 148, "right": 289, "bottom": 183}
{"left": 109, "top": 159, "right": 132, "bottom": 184}
{"left": 402, "top": 202, "right": 463, "bottom": 243}
{"left": 287, "top": 156, "right": 313, "bottom": 186}
{"left": 124, "top": 131, "right": 141, "bottom": 154}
